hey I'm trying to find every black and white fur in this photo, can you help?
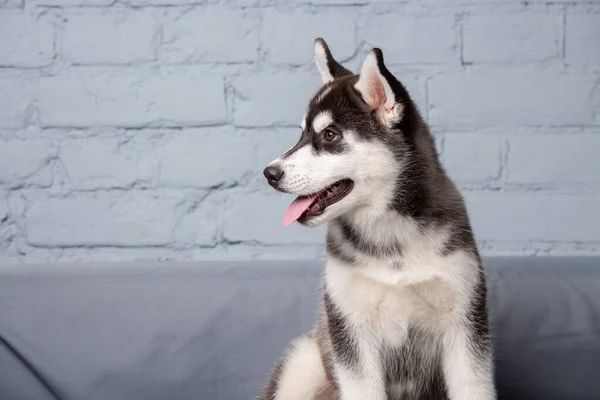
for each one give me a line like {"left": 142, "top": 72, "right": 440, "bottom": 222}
{"left": 258, "top": 38, "right": 496, "bottom": 400}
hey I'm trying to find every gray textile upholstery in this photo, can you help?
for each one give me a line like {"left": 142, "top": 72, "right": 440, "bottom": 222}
{"left": 0, "top": 257, "right": 599, "bottom": 400}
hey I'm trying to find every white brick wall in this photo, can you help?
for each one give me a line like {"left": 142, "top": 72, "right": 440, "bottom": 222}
{"left": 462, "top": 12, "right": 562, "bottom": 64}
{"left": 429, "top": 72, "right": 598, "bottom": 126}
{"left": 59, "top": 137, "right": 157, "bottom": 190}
{"left": 26, "top": 192, "right": 187, "bottom": 247}
{"left": 262, "top": 10, "right": 356, "bottom": 65}
{"left": 0, "top": 77, "right": 35, "bottom": 129}
{"left": 232, "top": 72, "right": 317, "bottom": 127}
{"left": 0, "top": 11, "right": 54, "bottom": 67}
{"left": 441, "top": 133, "right": 503, "bottom": 184}
{"left": 0, "top": 0, "right": 599, "bottom": 265}
{"left": 34, "top": 0, "right": 112, "bottom": 5}
{"left": 38, "top": 71, "right": 226, "bottom": 127}
{"left": 566, "top": 13, "right": 600, "bottom": 68}
{"left": 0, "top": 140, "right": 56, "bottom": 187}
{"left": 506, "top": 133, "right": 600, "bottom": 188}
{"left": 1, "top": 0, "right": 23, "bottom": 8}
{"left": 361, "top": 14, "right": 458, "bottom": 65}
{"left": 466, "top": 192, "right": 600, "bottom": 242}
{"left": 161, "top": 8, "right": 260, "bottom": 64}
{"left": 156, "top": 128, "right": 256, "bottom": 188}
{"left": 61, "top": 9, "right": 158, "bottom": 65}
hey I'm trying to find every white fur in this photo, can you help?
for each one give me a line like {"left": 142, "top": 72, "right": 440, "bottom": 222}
{"left": 325, "top": 215, "right": 478, "bottom": 330}
{"left": 274, "top": 131, "right": 398, "bottom": 226}
{"left": 388, "top": 381, "right": 415, "bottom": 398}
{"left": 332, "top": 279, "right": 391, "bottom": 400}
{"left": 325, "top": 209, "right": 492, "bottom": 399}
{"left": 314, "top": 41, "right": 334, "bottom": 84}
{"left": 312, "top": 111, "right": 333, "bottom": 133}
{"left": 443, "top": 325, "right": 496, "bottom": 400}
{"left": 274, "top": 336, "right": 328, "bottom": 400}
{"left": 336, "top": 365, "right": 387, "bottom": 400}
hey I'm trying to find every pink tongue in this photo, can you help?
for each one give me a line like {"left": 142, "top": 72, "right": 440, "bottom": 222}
{"left": 283, "top": 195, "right": 317, "bottom": 226}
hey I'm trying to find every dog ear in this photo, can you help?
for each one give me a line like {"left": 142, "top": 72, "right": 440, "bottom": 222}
{"left": 354, "top": 49, "right": 403, "bottom": 126}
{"left": 314, "top": 38, "right": 353, "bottom": 84}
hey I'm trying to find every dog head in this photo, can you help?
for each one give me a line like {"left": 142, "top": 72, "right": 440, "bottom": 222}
{"left": 264, "top": 38, "right": 424, "bottom": 227}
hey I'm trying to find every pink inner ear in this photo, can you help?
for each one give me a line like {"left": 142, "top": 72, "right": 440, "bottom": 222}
{"left": 367, "top": 70, "right": 387, "bottom": 109}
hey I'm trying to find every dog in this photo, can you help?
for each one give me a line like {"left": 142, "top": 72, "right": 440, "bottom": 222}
{"left": 258, "top": 38, "right": 496, "bottom": 400}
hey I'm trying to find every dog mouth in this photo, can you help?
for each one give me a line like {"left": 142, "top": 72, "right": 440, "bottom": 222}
{"left": 283, "top": 179, "right": 354, "bottom": 226}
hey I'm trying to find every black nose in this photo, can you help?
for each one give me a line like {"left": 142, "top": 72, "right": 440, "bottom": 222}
{"left": 263, "top": 166, "right": 284, "bottom": 186}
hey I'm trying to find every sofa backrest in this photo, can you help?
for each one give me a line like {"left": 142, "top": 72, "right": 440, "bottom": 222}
{"left": 0, "top": 257, "right": 599, "bottom": 400}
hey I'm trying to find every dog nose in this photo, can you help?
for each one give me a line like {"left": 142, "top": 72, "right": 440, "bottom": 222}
{"left": 263, "top": 166, "right": 284, "bottom": 185}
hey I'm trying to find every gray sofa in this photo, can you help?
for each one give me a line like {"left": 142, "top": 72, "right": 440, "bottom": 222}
{"left": 0, "top": 257, "right": 599, "bottom": 400}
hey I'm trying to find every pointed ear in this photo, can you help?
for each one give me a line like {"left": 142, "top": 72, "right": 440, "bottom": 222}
{"left": 314, "top": 37, "right": 353, "bottom": 84}
{"left": 354, "top": 49, "right": 403, "bottom": 126}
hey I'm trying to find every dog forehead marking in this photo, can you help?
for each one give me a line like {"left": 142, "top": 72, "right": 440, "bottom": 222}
{"left": 312, "top": 110, "right": 333, "bottom": 133}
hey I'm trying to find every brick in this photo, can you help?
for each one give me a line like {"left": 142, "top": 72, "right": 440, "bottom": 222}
{"left": 0, "top": 0, "right": 23, "bottom": 7}
{"left": 172, "top": 191, "right": 224, "bottom": 248}
{"left": 0, "top": 224, "right": 13, "bottom": 251}
{"left": 125, "top": 0, "right": 206, "bottom": 5}
{"left": 566, "top": 14, "right": 600, "bottom": 67}
{"left": 222, "top": 188, "right": 326, "bottom": 245}
{"left": 463, "top": 13, "right": 561, "bottom": 63}
{"left": 52, "top": 247, "right": 186, "bottom": 263}
{"left": 465, "top": 192, "right": 600, "bottom": 242}
{"left": 7, "top": 192, "right": 25, "bottom": 220}
{"left": 38, "top": 71, "right": 226, "bottom": 127}
{"left": 33, "top": 0, "right": 113, "bottom": 5}
{"left": 0, "top": 140, "right": 56, "bottom": 186}
{"left": 362, "top": 14, "right": 458, "bottom": 64}
{"left": 262, "top": 10, "right": 355, "bottom": 65}
{"left": 233, "top": 72, "right": 317, "bottom": 127}
{"left": 157, "top": 128, "right": 255, "bottom": 188}
{"left": 442, "top": 133, "right": 502, "bottom": 182}
{"left": 61, "top": 10, "right": 157, "bottom": 65}
{"left": 0, "top": 198, "right": 8, "bottom": 221}
{"left": 0, "top": 77, "right": 34, "bottom": 128}
{"left": 291, "top": 0, "right": 386, "bottom": 3}
{"left": 420, "top": 0, "right": 572, "bottom": 3}
{"left": 26, "top": 192, "right": 189, "bottom": 247}
{"left": 162, "top": 9, "right": 259, "bottom": 63}
{"left": 1, "top": 245, "right": 65, "bottom": 265}
{"left": 0, "top": 11, "right": 54, "bottom": 67}
{"left": 506, "top": 133, "right": 600, "bottom": 186}
{"left": 201, "top": 244, "right": 323, "bottom": 261}
{"left": 227, "top": 0, "right": 276, "bottom": 6}
{"left": 60, "top": 137, "right": 157, "bottom": 190}
{"left": 429, "top": 72, "right": 598, "bottom": 126}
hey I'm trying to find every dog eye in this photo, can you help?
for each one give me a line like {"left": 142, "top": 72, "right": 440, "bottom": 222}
{"left": 323, "top": 129, "right": 337, "bottom": 141}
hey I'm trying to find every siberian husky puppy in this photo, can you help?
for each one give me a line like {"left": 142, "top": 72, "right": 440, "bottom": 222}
{"left": 259, "top": 38, "right": 496, "bottom": 400}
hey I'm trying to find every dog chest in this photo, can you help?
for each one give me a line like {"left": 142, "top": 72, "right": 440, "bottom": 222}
{"left": 325, "top": 257, "right": 461, "bottom": 345}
